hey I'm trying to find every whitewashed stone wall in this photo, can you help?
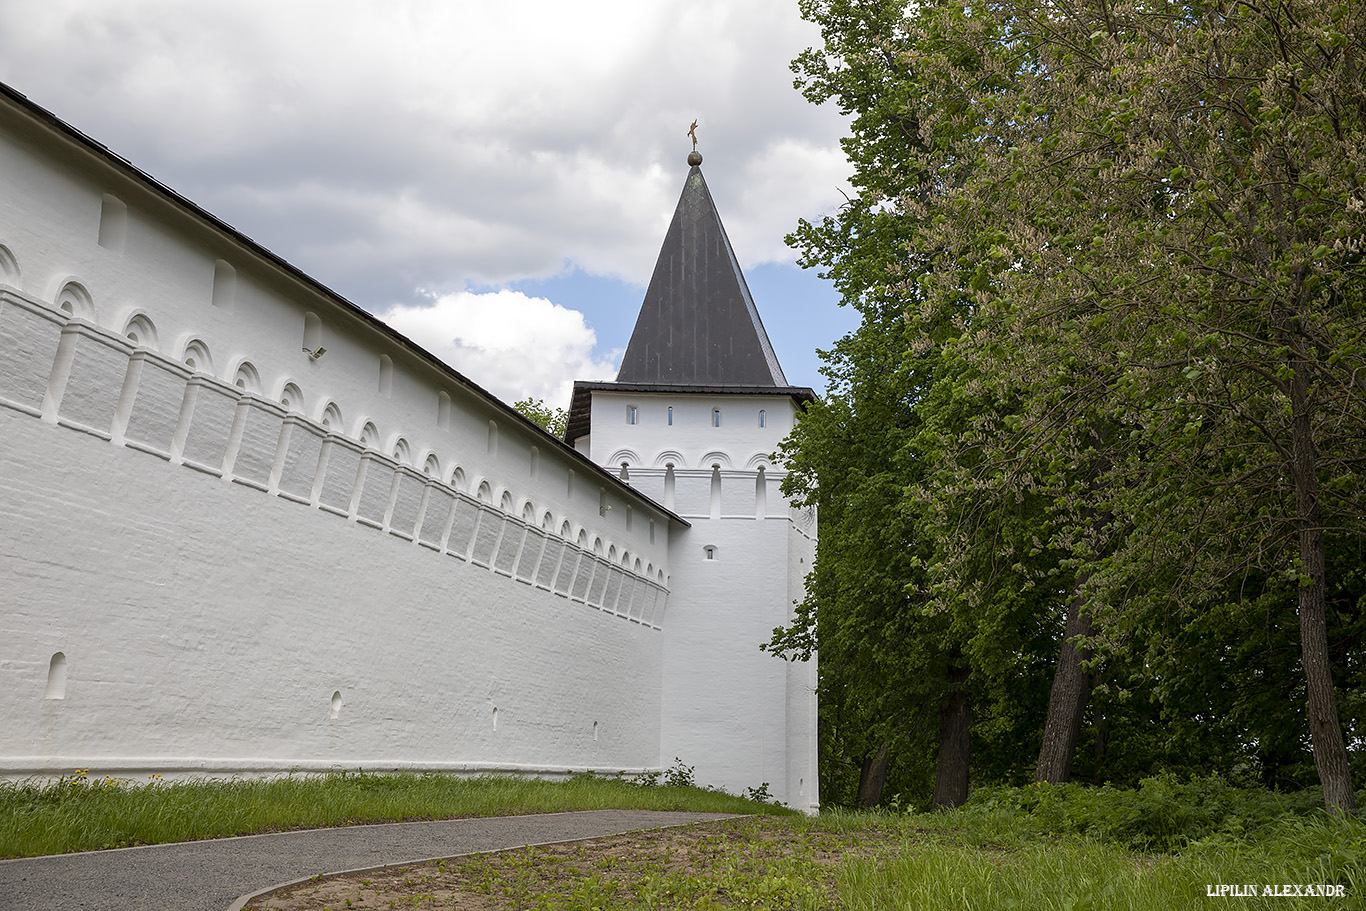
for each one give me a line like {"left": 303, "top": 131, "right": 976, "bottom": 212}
{"left": 0, "top": 96, "right": 674, "bottom": 779}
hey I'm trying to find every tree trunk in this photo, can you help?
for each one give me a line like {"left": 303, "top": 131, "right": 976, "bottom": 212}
{"left": 1286, "top": 345, "right": 1357, "bottom": 814}
{"left": 856, "top": 742, "right": 892, "bottom": 809}
{"left": 1091, "top": 669, "right": 1106, "bottom": 785}
{"left": 1035, "top": 592, "right": 1092, "bottom": 784}
{"left": 932, "top": 658, "right": 971, "bottom": 809}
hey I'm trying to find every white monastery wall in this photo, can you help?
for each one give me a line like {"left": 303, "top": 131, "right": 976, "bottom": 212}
{"left": 0, "top": 97, "right": 674, "bottom": 778}
{"left": 1, "top": 400, "right": 662, "bottom": 775}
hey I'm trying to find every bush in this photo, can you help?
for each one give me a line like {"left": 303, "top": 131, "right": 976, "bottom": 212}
{"left": 962, "top": 773, "right": 1338, "bottom": 851}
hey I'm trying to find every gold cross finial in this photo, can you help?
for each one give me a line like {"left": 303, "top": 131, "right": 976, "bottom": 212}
{"left": 687, "top": 120, "right": 699, "bottom": 150}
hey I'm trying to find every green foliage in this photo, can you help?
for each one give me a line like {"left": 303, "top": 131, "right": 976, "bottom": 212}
{"left": 870, "top": 783, "right": 1366, "bottom": 908}
{"left": 962, "top": 775, "right": 1337, "bottom": 852}
{"left": 785, "top": 0, "right": 1366, "bottom": 807}
{"left": 661, "top": 757, "right": 696, "bottom": 789}
{"left": 511, "top": 397, "right": 568, "bottom": 437}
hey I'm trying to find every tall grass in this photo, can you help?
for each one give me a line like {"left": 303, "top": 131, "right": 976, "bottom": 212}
{"left": 835, "top": 836, "right": 1364, "bottom": 911}
{"left": 0, "top": 770, "right": 786, "bottom": 859}
{"left": 842, "top": 777, "right": 1366, "bottom": 911}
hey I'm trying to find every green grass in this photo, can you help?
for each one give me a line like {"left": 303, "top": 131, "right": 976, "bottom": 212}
{"left": 277, "top": 808, "right": 1363, "bottom": 911}
{"left": 9, "top": 771, "right": 1362, "bottom": 911}
{"left": 835, "top": 833, "right": 1363, "bottom": 911}
{"left": 828, "top": 781, "right": 1366, "bottom": 911}
{"left": 0, "top": 769, "right": 789, "bottom": 858}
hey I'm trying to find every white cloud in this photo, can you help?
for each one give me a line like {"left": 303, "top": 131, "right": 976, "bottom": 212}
{"left": 380, "top": 290, "right": 619, "bottom": 407}
{"left": 0, "top": 0, "right": 852, "bottom": 390}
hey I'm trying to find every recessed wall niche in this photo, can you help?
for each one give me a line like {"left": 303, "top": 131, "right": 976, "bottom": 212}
{"left": 302, "top": 312, "right": 322, "bottom": 354}
{"left": 44, "top": 652, "right": 67, "bottom": 699}
{"left": 437, "top": 391, "right": 452, "bottom": 428}
{"left": 211, "top": 260, "right": 236, "bottom": 309}
{"left": 182, "top": 339, "right": 213, "bottom": 375}
{"left": 122, "top": 313, "right": 159, "bottom": 350}
{"left": 280, "top": 382, "right": 304, "bottom": 413}
{"left": 377, "top": 354, "right": 393, "bottom": 396}
{"left": 98, "top": 194, "right": 127, "bottom": 252}
{"left": 54, "top": 279, "right": 95, "bottom": 319}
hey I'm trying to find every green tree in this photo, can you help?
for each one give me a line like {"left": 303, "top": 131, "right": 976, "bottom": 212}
{"left": 786, "top": 0, "right": 1364, "bottom": 811}
{"left": 512, "top": 397, "right": 568, "bottom": 438}
{"left": 899, "top": 0, "right": 1365, "bottom": 811}
{"left": 775, "top": 0, "right": 1066, "bottom": 807}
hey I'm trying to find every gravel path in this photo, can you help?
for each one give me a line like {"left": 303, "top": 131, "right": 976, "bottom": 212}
{"left": 0, "top": 810, "right": 743, "bottom": 911}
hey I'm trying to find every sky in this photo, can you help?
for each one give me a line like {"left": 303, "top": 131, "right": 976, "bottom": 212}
{"left": 0, "top": 0, "right": 860, "bottom": 408}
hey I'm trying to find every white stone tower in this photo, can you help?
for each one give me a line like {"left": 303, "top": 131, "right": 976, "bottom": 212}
{"left": 566, "top": 151, "right": 819, "bottom": 811}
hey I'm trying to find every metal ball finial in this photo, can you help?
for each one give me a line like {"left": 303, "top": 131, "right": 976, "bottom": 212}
{"left": 687, "top": 150, "right": 703, "bottom": 166}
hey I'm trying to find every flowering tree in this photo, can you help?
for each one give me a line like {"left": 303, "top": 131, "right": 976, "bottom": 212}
{"left": 905, "top": 0, "right": 1365, "bottom": 812}
{"left": 787, "top": 0, "right": 1364, "bottom": 811}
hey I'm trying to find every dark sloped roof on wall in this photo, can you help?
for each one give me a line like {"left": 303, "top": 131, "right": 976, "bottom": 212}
{"left": 615, "top": 163, "right": 788, "bottom": 387}
{"left": 0, "top": 80, "right": 688, "bottom": 528}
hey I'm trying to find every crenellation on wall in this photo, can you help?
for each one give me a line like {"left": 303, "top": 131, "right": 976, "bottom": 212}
{"left": 229, "top": 395, "right": 288, "bottom": 492}
{"left": 418, "top": 483, "right": 457, "bottom": 551}
{"left": 176, "top": 375, "right": 240, "bottom": 474}
{"left": 387, "top": 467, "right": 428, "bottom": 540}
{"left": 516, "top": 527, "right": 546, "bottom": 583}
{"left": 354, "top": 453, "right": 398, "bottom": 528}
{"left": 571, "top": 552, "right": 594, "bottom": 602}
{"left": 317, "top": 434, "right": 363, "bottom": 516}
{"left": 0, "top": 291, "right": 65, "bottom": 416}
{"left": 275, "top": 415, "right": 327, "bottom": 504}
{"left": 469, "top": 506, "right": 502, "bottom": 567}
{"left": 119, "top": 349, "right": 190, "bottom": 458}
{"left": 587, "top": 558, "right": 611, "bottom": 607}
{"left": 43, "top": 319, "right": 121, "bottom": 435}
{"left": 446, "top": 496, "right": 479, "bottom": 559}
{"left": 492, "top": 516, "right": 522, "bottom": 576}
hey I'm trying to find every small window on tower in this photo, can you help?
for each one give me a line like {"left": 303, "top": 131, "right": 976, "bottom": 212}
{"left": 667, "top": 406, "right": 673, "bottom": 426}
{"left": 758, "top": 409, "right": 766, "bottom": 428}
{"left": 628, "top": 405, "right": 638, "bottom": 425}
{"left": 712, "top": 408, "right": 721, "bottom": 428}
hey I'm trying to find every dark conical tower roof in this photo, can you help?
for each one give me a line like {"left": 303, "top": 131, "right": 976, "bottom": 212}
{"left": 615, "top": 158, "right": 787, "bottom": 386}
{"left": 564, "top": 152, "right": 814, "bottom": 447}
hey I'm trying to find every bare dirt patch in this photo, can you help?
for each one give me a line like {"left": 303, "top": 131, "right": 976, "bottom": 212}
{"left": 246, "top": 816, "right": 902, "bottom": 910}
